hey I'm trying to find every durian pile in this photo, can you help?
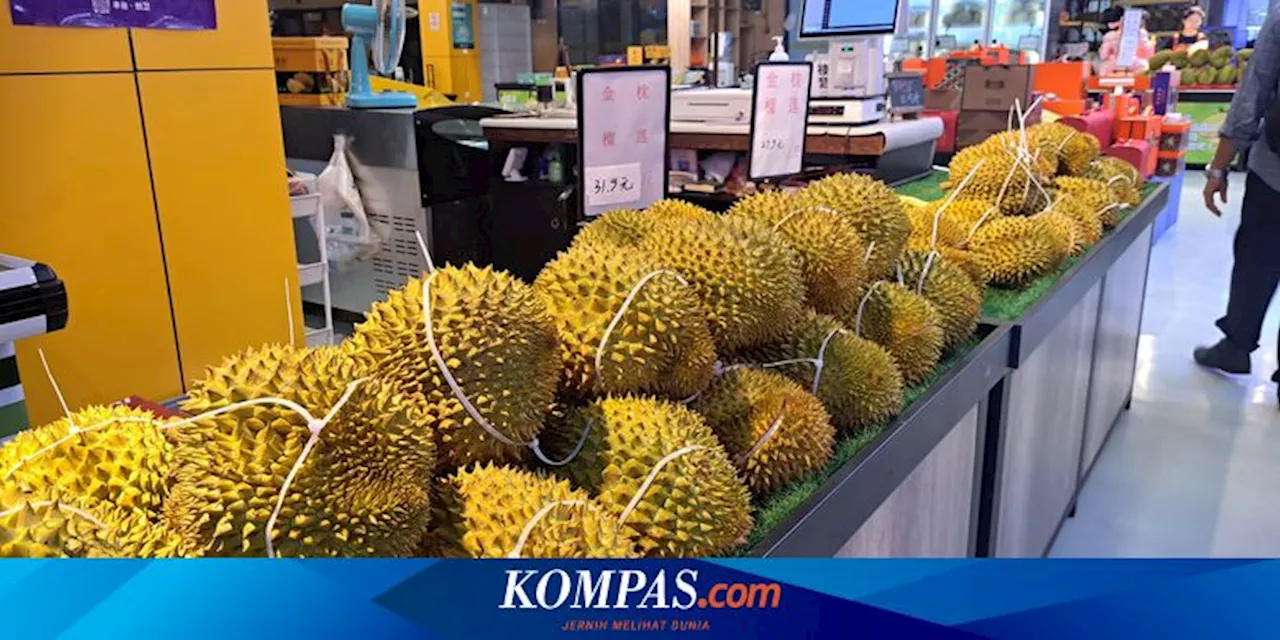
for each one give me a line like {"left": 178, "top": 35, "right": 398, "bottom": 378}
{"left": 928, "top": 121, "right": 1141, "bottom": 290}
{"left": 1, "top": 126, "right": 1137, "bottom": 558}
{"left": 1151, "top": 46, "right": 1250, "bottom": 87}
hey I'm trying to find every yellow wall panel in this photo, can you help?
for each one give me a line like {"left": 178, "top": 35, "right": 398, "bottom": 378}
{"left": 0, "top": 5, "right": 132, "bottom": 74}
{"left": 137, "top": 69, "right": 299, "bottom": 386}
{"left": 0, "top": 73, "right": 183, "bottom": 425}
{"left": 131, "top": 0, "right": 272, "bottom": 70}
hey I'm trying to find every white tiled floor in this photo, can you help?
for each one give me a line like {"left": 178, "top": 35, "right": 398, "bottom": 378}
{"left": 1051, "top": 172, "right": 1280, "bottom": 557}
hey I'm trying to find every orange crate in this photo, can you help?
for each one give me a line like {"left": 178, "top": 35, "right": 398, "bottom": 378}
{"left": 272, "top": 37, "right": 349, "bottom": 72}
{"left": 1044, "top": 98, "right": 1087, "bottom": 116}
{"left": 1034, "top": 61, "right": 1091, "bottom": 100}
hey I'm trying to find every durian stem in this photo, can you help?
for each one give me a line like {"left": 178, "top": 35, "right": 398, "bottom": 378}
{"left": 508, "top": 500, "right": 598, "bottom": 559}
{"left": 736, "top": 403, "right": 787, "bottom": 467}
{"left": 617, "top": 445, "right": 707, "bottom": 527}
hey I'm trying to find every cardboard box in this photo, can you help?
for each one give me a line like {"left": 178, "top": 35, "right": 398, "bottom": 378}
{"left": 958, "top": 105, "right": 1041, "bottom": 133}
{"left": 925, "top": 89, "right": 963, "bottom": 112}
{"left": 962, "top": 65, "right": 1035, "bottom": 112}
{"left": 924, "top": 109, "right": 959, "bottom": 153}
{"left": 956, "top": 126, "right": 1006, "bottom": 149}
{"left": 1117, "top": 115, "right": 1163, "bottom": 144}
{"left": 1045, "top": 99, "right": 1088, "bottom": 117}
{"left": 1061, "top": 109, "right": 1116, "bottom": 149}
{"left": 1034, "top": 61, "right": 1091, "bottom": 100}
{"left": 1159, "top": 120, "right": 1192, "bottom": 152}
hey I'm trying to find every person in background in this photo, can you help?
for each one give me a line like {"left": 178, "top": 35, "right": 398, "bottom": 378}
{"left": 1176, "top": 7, "right": 1210, "bottom": 51}
{"left": 1195, "top": 6, "right": 1280, "bottom": 398}
{"left": 1098, "top": 7, "right": 1156, "bottom": 75}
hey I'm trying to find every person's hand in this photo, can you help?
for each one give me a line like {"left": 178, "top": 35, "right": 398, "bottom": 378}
{"left": 1204, "top": 174, "right": 1229, "bottom": 216}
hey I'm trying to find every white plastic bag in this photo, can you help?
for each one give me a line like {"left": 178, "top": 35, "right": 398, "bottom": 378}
{"left": 317, "top": 134, "right": 378, "bottom": 267}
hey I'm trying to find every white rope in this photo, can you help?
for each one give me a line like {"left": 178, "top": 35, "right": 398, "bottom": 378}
{"left": 810, "top": 328, "right": 843, "bottom": 395}
{"left": 773, "top": 205, "right": 843, "bottom": 232}
{"left": 932, "top": 158, "right": 986, "bottom": 247}
{"left": 1107, "top": 175, "right": 1129, "bottom": 187}
{"left": 853, "top": 281, "right": 885, "bottom": 337}
{"left": 595, "top": 270, "right": 689, "bottom": 390}
{"left": 1098, "top": 202, "right": 1124, "bottom": 218}
{"left": 264, "top": 376, "right": 369, "bottom": 559}
{"left": 618, "top": 445, "right": 706, "bottom": 526}
{"left": 917, "top": 251, "right": 939, "bottom": 295}
{"left": 993, "top": 149, "right": 1021, "bottom": 212}
{"left": 414, "top": 230, "right": 436, "bottom": 274}
{"left": 37, "top": 348, "right": 72, "bottom": 424}
{"left": 530, "top": 419, "right": 594, "bottom": 468}
{"left": 507, "top": 500, "right": 599, "bottom": 559}
{"left": 736, "top": 405, "right": 786, "bottom": 467}
{"left": 863, "top": 240, "right": 876, "bottom": 264}
{"left": 966, "top": 206, "right": 1001, "bottom": 244}
{"left": 1056, "top": 129, "right": 1078, "bottom": 153}
{"left": 284, "top": 278, "right": 296, "bottom": 347}
{"left": 0, "top": 500, "right": 106, "bottom": 530}
{"left": 896, "top": 261, "right": 905, "bottom": 286}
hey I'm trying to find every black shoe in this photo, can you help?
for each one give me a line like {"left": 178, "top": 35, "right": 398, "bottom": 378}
{"left": 1193, "top": 339, "right": 1252, "bottom": 375}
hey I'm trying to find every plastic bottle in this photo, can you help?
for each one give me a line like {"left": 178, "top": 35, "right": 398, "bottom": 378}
{"left": 769, "top": 36, "right": 789, "bottom": 62}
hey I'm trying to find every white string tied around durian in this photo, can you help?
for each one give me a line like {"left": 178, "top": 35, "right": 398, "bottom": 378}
{"left": 414, "top": 230, "right": 437, "bottom": 274}
{"left": 617, "top": 445, "right": 707, "bottom": 526}
{"left": 916, "top": 251, "right": 939, "bottom": 295}
{"left": 932, "top": 158, "right": 986, "bottom": 248}
{"left": 863, "top": 240, "right": 876, "bottom": 264}
{"left": 853, "top": 281, "right": 885, "bottom": 337}
{"left": 965, "top": 205, "right": 1001, "bottom": 245}
{"left": 718, "top": 328, "right": 843, "bottom": 396}
{"left": 421, "top": 273, "right": 592, "bottom": 469}
{"left": 594, "top": 269, "right": 690, "bottom": 391}
{"left": 507, "top": 499, "right": 602, "bottom": 559}
{"left": 1097, "top": 202, "right": 1124, "bottom": 219}
{"left": 773, "top": 205, "right": 845, "bottom": 232}
{"left": 735, "top": 402, "right": 787, "bottom": 467}
{"left": 0, "top": 500, "right": 107, "bottom": 530}
{"left": 1056, "top": 128, "right": 1079, "bottom": 154}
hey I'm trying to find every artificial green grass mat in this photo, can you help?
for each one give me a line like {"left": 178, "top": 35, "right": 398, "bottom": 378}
{"left": 737, "top": 338, "right": 979, "bottom": 553}
{"left": 895, "top": 170, "right": 948, "bottom": 202}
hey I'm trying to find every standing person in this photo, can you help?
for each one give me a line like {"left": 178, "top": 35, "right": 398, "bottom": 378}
{"left": 1195, "top": 6, "right": 1280, "bottom": 395}
{"left": 1176, "top": 7, "right": 1210, "bottom": 51}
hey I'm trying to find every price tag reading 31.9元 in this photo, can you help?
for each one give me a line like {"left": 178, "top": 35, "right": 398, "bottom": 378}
{"left": 583, "top": 163, "right": 642, "bottom": 208}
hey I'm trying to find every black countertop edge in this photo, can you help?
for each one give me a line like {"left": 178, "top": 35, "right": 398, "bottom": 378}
{"left": 986, "top": 182, "right": 1169, "bottom": 369}
{"left": 746, "top": 323, "right": 1013, "bottom": 557}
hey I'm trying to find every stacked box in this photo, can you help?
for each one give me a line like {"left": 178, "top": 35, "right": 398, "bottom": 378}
{"left": 958, "top": 65, "right": 1036, "bottom": 145}
{"left": 272, "top": 37, "right": 350, "bottom": 107}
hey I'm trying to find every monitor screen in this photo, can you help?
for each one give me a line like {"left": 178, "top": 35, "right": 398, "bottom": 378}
{"left": 799, "top": 0, "right": 898, "bottom": 39}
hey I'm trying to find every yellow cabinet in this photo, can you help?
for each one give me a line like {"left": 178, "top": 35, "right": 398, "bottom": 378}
{"left": 137, "top": 68, "right": 299, "bottom": 385}
{"left": 0, "top": 5, "right": 132, "bottom": 74}
{"left": 130, "top": 0, "right": 272, "bottom": 71}
{"left": 0, "top": 73, "right": 183, "bottom": 425}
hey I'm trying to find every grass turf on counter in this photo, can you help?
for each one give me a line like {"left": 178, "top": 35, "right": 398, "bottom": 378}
{"left": 739, "top": 338, "right": 978, "bottom": 553}
{"left": 894, "top": 173, "right": 1159, "bottom": 322}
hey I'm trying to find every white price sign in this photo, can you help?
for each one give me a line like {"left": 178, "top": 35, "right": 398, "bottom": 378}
{"left": 1116, "top": 8, "right": 1144, "bottom": 70}
{"left": 583, "top": 163, "right": 642, "bottom": 207}
{"left": 749, "top": 62, "right": 813, "bottom": 180}
{"left": 578, "top": 67, "right": 671, "bottom": 217}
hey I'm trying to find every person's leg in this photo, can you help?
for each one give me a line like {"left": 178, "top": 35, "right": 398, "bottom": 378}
{"left": 1198, "top": 172, "right": 1280, "bottom": 373}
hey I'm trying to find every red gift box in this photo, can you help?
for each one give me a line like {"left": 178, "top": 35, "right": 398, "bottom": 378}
{"left": 925, "top": 109, "right": 959, "bottom": 153}
{"left": 1117, "top": 115, "right": 1162, "bottom": 144}
{"left": 1106, "top": 140, "right": 1156, "bottom": 180}
{"left": 1060, "top": 109, "right": 1116, "bottom": 149}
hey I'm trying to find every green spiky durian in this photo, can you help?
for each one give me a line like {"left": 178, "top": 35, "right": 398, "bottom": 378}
{"left": 898, "top": 250, "right": 982, "bottom": 351}
{"left": 728, "top": 190, "right": 867, "bottom": 314}
{"left": 1082, "top": 157, "right": 1141, "bottom": 207}
{"left": 792, "top": 173, "right": 911, "bottom": 278}
{"left": 574, "top": 209, "right": 654, "bottom": 249}
{"left": 907, "top": 202, "right": 970, "bottom": 248}
{"left": 431, "top": 464, "right": 640, "bottom": 558}
{"left": 970, "top": 216, "right": 1064, "bottom": 287}
{"left": 543, "top": 396, "right": 752, "bottom": 558}
{"left": 646, "top": 199, "right": 717, "bottom": 223}
{"left": 1055, "top": 176, "right": 1123, "bottom": 229}
{"left": 347, "top": 264, "right": 560, "bottom": 471}
{"left": 640, "top": 215, "right": 805, "bottom": 352}
{"left": 934, "top": 198, "right": 999, "bottom": 240}
{"left": 534, "top": 242, "right": 715, "bottom": 400}
{"left": 945, "top": 140, "right": 1043, "bottom": 216}
{"left": 0, "top": 404, "right": 172, "bottom": 522}
{"left": 167, "top": 345, "right": 438, "bottom": 557}
{"left": 1190, "top": 49, "right": 1211, "bottom": 68}
{"left": 848, "top": 282, "right": 944, "bottom": 384}
{"left": 1038, "top": 210, "right": 1083, "bottom": 258}
{"left": 697, "top": 369, "right": 835, "bottom": 495}
{"left": 0, "top": 489, "right": 188, "bottom": 558}
{"left": 1210, "top": 46, "right": 1234, "bottom": 68}
{"left": 1030, "top": 122, "right": 1100, "bottom": 176}
{"left": 1181, "top": 68, "right": 1198, "bottom": 85}
{"left": 1198, "top": 67, "right": 1220, "bottom": 85}
{"left": 1217, "top": 66, "right": 1237, "bottom": 85}
{"left": 1048, "top": 192, "right": 1103, "bottom": 249}
{"left": 1238, "top": 48, "right": 1254, "bottom": 63}
{"left": 1150, "top": 51, "right": 1172, "bottom": 69}
{"left": 907, "top": 243, "right": 990, "bottom": 289}
{"left": 1171, "top": 50, "right": 1190, "bottom": 69}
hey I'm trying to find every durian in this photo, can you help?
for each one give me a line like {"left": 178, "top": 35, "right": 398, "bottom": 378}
{"left": 907, "top": 201, "right": 970, "bottom": 248}
{"left": 1171, "top": 51, "right": 1190, "bottom": 69}
{"left": 1198, "top": 67, "right": 1219, "bottom": 85}
{"left": 0, "top": 404, "right": 172, "bottom": 522}
{"left": 1055, "top": 176, "right": 1123, "bottom": 229}
{"left": 0, "top": 489, "right": 188, "bottom": 558}
{"left": 431, "top": 463, "right": 640, "bottom": 558}
{"left": 166, "top": 345, "right": 439, "bottom": 557}
{"left": 573, "top": 209, "right": 655, "bottom": 249}
{"left": 347, "top": 264, "right": 561, "bottom": 471}
{"left": 849, "top": 282, "right": 944, "bottom": 384}
{"left": 533, "top": 242, "right": 715, "bottom": 400}
{"left": 739, "top": 311, "right": 904, "bottom": 432}
{"left": 897, "top": 250, "right": 982, "bottom": 350}
{"left": 792, "top": 173, "right": 911, "bottom": 278}
{"left": 543, "top": 396, "right": 753, "bottom": 558}
{"left": 1030, "top": 122, "right": 1100, "bottom": 175}
{"left": 640, "top": 215, "right": 805, "bottom": 352}
{"left": 970, "top": 216, "right": 1064, "bottom": 287}
{"left": 1049, "top": 192, "right": 1104, "bottom": 248}
{"left": 1149, "top": 51, "right": 1172, "bottom": 70}
{"left": 1181, "top": 68, "right": 1198, "bottom": 86}
{"left": 906, "top": 242, "right": 990, "bottom": 288}
{"left": 1038, "top": 210, "right": 1083, "bottom": 258}
{"left": 945, "top": 140, "right": 1043, "bottom": 216}
{"left": 697, "top": 369, "right": 835, "bottom": 495}
{"left": 728, "top": 190, "right": 867, "bottom": 314}
{"left": 1082, "top": 157, "right": 1142, "bottom": 207}
{"left": 645, "top": 199, "right": 717, "bottom": 223}
{"left": 1190, "top": 49, "right": 1211, "bottom": 67}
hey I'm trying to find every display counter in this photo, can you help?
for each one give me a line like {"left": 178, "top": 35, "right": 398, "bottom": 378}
{"left": 980, "top": 181, "right": 1171, "bottom": 558}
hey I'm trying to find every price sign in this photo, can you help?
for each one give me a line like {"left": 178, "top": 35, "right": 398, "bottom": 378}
{"left": 1116, "top": 8, "right": 1144, "bottom": 70}
{"left": 885, "top": 72, "right": 925, "bottom": 115}
{"left": 577, "top": 67, "right": 671, "bottom": 217}
{"left": 748, "top": 61, "right": 813, "bottom": 181}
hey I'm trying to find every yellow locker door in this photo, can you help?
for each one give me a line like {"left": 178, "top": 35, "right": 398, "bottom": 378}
{"left": 0, "top": 73, "right": 183, "bottom": 426}
{"left": 0, "top": 5, "right": 132, "bottom": 74}
{"left": 137, "top": 68, "right": 300, "bottom": 386}
{"left": 130, "top": 0, "right": 272, "bottom": 71}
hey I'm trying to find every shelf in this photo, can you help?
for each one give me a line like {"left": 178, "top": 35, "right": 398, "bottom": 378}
{"left": 304, "top": 326, "right": 333, "bottom": 347}
{"left": 290, "top": 193, "right": 321, "bottom": 219}
{"left": 298, "top": 261, "right": 325, "bottom": 288}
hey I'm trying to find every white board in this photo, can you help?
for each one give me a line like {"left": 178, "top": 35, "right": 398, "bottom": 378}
{"left": 578, "top": 67, "right": 671, "bottom": 217}
{"left": 749, "top": 62, "right": 813, "bottom": 180}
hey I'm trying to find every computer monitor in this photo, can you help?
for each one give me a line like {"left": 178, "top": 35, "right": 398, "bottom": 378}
{"left": 798, "top": 0, "right": 898, "bottom": 39}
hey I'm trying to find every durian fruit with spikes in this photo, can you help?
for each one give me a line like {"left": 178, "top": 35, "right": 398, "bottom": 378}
{"left": 738, "top": 311, "right": 904, "bottom": 433}
{"left": 542, "top": 396, "right": 752, "bottom": 558}
{"left": 0, "top": 404, "right": 172, "bottom": 522}
{"left": 1038, "top": 210, "right": 1083, "bottom": 257}
{"left": 907, "top": 202, "right": 969, "bottom": 248}
{"left": 849, "top": 282, "right": 944, "bottom": 384}
{"left": 640, "top": 215, "right": 805, "bottom": 352}
{"left": 1055, "top": 176, "right": 1122, "bottom": 229}
{"left": 0, "top": 489, "right": 189, "bottom": 558}
{"left": 907, "top": 243, "right": 990, "bottom": 289}
{"left": 791, "top": 173, "right": 911, "bottom": 279}
{"left": 573, "top": 209, "right": 654, "bottom": 249}
{"left": 346, "top": 264, "right": 561, "bottom": 471}
{"left": 728, "top": 190, "right": 867, "bottom": 314}
{"left": 167, "top": 345, "right": 439, "bottom": 557}
{"left": 946, "top": 142, "right": 1038, "bottom": 216}
{"left": 970, "top": 216, "right": 1064, "bottom": 287}
{"left": 430, "top": 464, "right": 640, "bottom": 558}
{"left": 898, "top": 250, "right": 982, "bottom": 350}
{"left": 697, "top": 369, "right": 835, "bottom": 495}
{"left": 1050, "top": 191, "right": 1103, "bottom": 247}
{"left": 533, "top": 242, "right": 715, "bottom": 400}
{"left": 646, "top": 199, "right": 717, "bottom": 223}
{"left": 1082, "top": 157, "right": 1142, "bottom": 206}
{"left": 1030, "top": 122, "right": 1101, "bottom": 175}
{"left": 990, "top": 130, "right": 1059, "bottom": 178}
{"left": 939, "top": 198, "right": 1002, "bottom": 237}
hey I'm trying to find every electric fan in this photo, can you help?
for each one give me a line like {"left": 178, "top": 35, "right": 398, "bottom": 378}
{"left": 343, "top": 0, "right": 417, "bottom": 109}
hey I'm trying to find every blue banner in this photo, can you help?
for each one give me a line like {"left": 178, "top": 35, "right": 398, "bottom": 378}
{"left": 3, "top": 559, "right": 1280, "bottom": 638}
{"left": 10, "top": 0, "right": 217, "bottom": 30}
